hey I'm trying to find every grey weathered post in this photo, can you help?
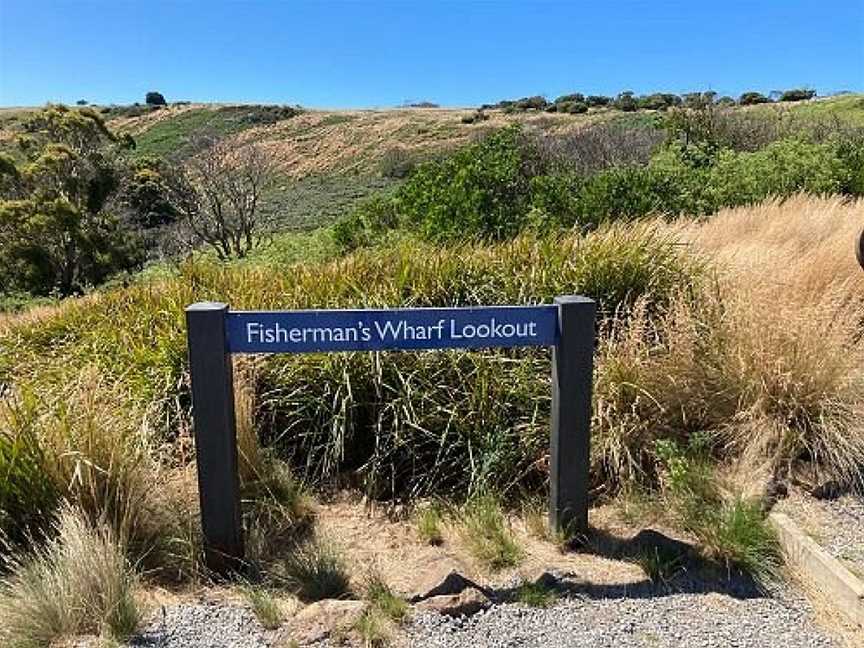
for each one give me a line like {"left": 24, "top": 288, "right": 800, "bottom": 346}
{"left": 549, "top": 295, "right": 596, "bottom": 533}
{"left": 185, "top": 302, "right": 244, "bottom": 573}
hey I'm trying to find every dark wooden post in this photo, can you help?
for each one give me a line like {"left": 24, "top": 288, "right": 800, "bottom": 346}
{"left": 185, "top": 302, "right": 244, "bottom": 573}
{"left": 549, "top": 295, "right": 596, "bottom": 533}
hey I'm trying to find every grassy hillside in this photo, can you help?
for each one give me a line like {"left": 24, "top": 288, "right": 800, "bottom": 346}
{"left": 2, "top": 93, "right": 864, "bottom": 646}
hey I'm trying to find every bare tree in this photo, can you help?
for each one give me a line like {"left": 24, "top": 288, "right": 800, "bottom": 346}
{"left": 166, "top": 136, "right": 275, "bottom": 260}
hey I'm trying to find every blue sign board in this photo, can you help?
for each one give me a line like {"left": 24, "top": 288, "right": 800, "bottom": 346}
{"left": 226, "top": 305, "right": 558, "bottom": 354}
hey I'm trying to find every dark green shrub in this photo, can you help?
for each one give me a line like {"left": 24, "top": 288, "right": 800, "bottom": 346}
{"left": 738, "top": 92, "right": 770, "bottom": 105}
{"left": 529, "top": 173, "right": 584, "bottom": 225}
{"left": 515, "top": 96, "right": 548, "bottom": 112}
{"left": 397, "top": 126, "right": 535, "bottom": 240}
{"left": 837, "top": 137, "right": 864, "bottom": 195}
{"left": 145, "top": 91, "right": 166, "bottom": 106}
{"left": 707, "top": 139, "right": 847, "bottom": 206}
{"left": 780, "top": 89, "right": 816, "bottom": 102}
{"left": 332, "top": 194, "right": 400, "bottom": 249}
{"left": 555, "top": 93, "right": 585, "bottom": 104}
{"left": 586, "top": 95, "right": 612, "bottom": 107}
{"left": 615, "top": 91, "right": 638, "bottom": 112}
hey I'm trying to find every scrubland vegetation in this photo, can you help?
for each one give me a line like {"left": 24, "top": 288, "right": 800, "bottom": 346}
{"left": 1, "top": 91, "right": 863, "bottom": 644}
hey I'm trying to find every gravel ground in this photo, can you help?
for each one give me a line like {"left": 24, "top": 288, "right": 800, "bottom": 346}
{"left": 814, "top": 494, "right": 864, "bottom": 574}
{"left": 779, "top": 491, "right": 864, "bottom": 578}
{"left": 405, "top": 588, "right": 839, "bottom": 648}
{"left": 124, "top": 583, "right": 840, "bottom": 648}
{"left": 128, "top": 602, "right": 267, "bottom": 648}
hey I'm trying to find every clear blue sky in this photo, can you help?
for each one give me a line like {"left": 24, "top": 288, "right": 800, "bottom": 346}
{"left": 1, "top": 0, "right": 862, "bottom": 108}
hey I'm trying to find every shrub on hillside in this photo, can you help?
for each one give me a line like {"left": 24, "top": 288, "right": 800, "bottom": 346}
{"left": 397, "top": 126, "right": 537, "bottom": 240}
{"left": 780, "top": 89, "right": 816, "bottom": 102}
{"left": 145, "top": 91, "right": 167, "bottom": 106}
{"left": 531, "top": 120, "right": 664, "bottom": 175}
{"left": 738, "top": 91, "right": 771, "bottom": 105}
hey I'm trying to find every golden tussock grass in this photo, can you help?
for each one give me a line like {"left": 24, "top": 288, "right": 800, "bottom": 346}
{"left": 596, "top": 195, "right": 864, "bottom": 491}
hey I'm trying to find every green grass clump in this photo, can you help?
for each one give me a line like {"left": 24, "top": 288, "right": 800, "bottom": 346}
{"left": 632, "top": 546, "right": 686, "bottom": 586}
{"left": 364, "top": 571, "right": 408, "bottom": 623}
{"left": 0, "top": 393, "right": 57, "bottom": 548}
{"left": 0, "top": 506, "right": 139, "bottom": 646}
{"left": 0, "top": 222, "right": 697, "bottom": 504}
{"left": 353, "top": 607, "right": 391, "bottom": 647}
{"left": 459, "top": 495, "right": 524, "bottom": 570}
{"left": 414, "top": 504, "right": 445, "bottom": 546}
{"left": 243, "top": 587, "right": 283, "bottom": 629}
{"left": 513, "top": 580, "right": 558, "bottom": 608}
{"left": 277, "top": 537, "right": 351, "bottom": 602}
{"left": 654, "top": 437, "right": 781, "bottom": 583}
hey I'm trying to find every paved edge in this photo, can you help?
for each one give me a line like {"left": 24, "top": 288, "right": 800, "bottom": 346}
{"left": 769, "top": 511, "right": 864, "bottom": 628}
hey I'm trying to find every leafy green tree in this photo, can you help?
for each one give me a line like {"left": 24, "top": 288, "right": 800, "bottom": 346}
{"left": 779, "top": 88, "right": 816, "bottom": 102}
{"left": 614, "top": 91, "right": 638, "bottom": 112}
{"left": 738, "top": 92, "right": 771, "bottom": 105}
{"left": 145, "top": 91, "right": 167, "bottom": 106}
{"left": 0, "top": 105, "right": 145, "bottom": 296}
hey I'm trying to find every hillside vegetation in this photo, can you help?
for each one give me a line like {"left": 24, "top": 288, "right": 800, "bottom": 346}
{"left": 1, "top": 92, "right": 864, "bottom": 645}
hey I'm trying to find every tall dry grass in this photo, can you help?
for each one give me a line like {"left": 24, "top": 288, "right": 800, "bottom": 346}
{"left": 681, "top": 194, "right": 864, "bottom": 300}
{"left": 593, "top": 196, "right": 864, "bottom": 491}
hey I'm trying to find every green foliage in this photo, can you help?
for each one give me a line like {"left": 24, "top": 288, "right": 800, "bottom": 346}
{"left": 0, "top": 506, "right": 139, "bottom": 646}
{"left": 132, "top": 106, "right": 299, "bottom": 158}
{"left": 654, "top": 437, "right": 781, "bottom": 582}
{"left": 0, "top": 393, "right": 58, "bottom": 549}
{"left": 121, "top": 156, "right": 177, "bottom": 228}
{"left": 145, "top": 91, "right": 167, "bottom": 106}
{"left": 513, "top": 580, "right": 558, "bottom": 607}
{"left": 332, "top": 194, "right": 401, "bottom": 249}
{"left": 243, "top": 587, "right": 283, "bottom": 629}
{"left": 458, "top": 494, "right": 524, "bottom": 570}
{"left": 400, "top": 126, "right": 534, "bottom": 240}
{"left": 780, "top": 89, "right": 816, "bottom": 102}
{"left": 614, "top": 91, "right": 638, "bottom": 112}
{"left": 0, "top": 105, "right": 145, "bottom": 296}
{"left": 0, "top": 226, "right": 697, "bottom": 501}
{"left": 739, "top": 91, "right": 771, "bottom": 105}
{"left": 708, "top": 139, "right": 847, "bottom": 206}
{"left": 632, "top": 545, "right": 686, "bottom": 585}
{"left": 414, "top": 504, "right": 444, "bottom": 546}
{"left": 364, "top": 571, "right": 408, "bottom": 622}
{"left": 336, "top": 115, "right": 864, "bottom": 247}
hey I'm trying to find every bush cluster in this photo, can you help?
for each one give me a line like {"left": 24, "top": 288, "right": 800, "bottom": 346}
{"left": 483, "top": 88, "right": 818, "bottom": 114}
{"left": 335, "top": 119, "right": 864, "bottom": 244}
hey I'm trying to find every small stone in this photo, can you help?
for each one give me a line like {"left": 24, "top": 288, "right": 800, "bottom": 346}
{"left": 287, "top": 598, "right": 366, "bottom": 644}
{"left": 409, "top": 569, "right": 486, "bottom": 603}
{"left": 413, "top": 588, "right": 491, "bottom": 618}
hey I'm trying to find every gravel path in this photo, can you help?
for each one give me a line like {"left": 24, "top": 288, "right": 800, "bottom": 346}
{"left": 778, "top": 491, "right": 864, "bottom": 578}
{"left": 406, "top": 588, "right": 839, "bottom": 648}
{"left": 128, "top": 602, "right": 267, "bottom": 648}
{"left": 125, "top": 581, "right": 841, "bottom": 648}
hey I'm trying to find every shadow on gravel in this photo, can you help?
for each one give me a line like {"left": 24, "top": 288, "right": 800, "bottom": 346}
{"left": 532, "top": 527, "right": 764, "bottom": 602}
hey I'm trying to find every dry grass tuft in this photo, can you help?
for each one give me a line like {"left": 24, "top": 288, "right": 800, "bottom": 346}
{"left": 0, "top": 505, "right": 139, "bottom": 646}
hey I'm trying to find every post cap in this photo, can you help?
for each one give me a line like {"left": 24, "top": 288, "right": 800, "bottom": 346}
{"left": 554, "top": 295, "right": 595, "bottom": 306}
{"left": 185, "top": 302, "right": 229, "bottom": 312}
